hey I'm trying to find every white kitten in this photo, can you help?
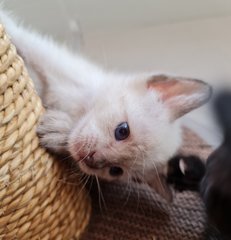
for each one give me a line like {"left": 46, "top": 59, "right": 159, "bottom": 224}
{"left": 0, "top": 10, "right": 212, "bottom": 200}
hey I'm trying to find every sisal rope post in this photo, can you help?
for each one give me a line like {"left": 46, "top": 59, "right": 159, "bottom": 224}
{"left": 0, "top": 24, "right": 91, "bottom": 239}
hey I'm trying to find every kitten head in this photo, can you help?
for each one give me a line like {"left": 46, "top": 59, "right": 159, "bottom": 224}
{"left": 68, "top": 74, "right": 211, "bottom": 200}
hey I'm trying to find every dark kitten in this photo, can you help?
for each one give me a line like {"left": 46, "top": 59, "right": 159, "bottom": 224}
{"left": 167, "top": 155, "right": 205, "bottom": 192}
{"left": 200, "top": 90, "right": 231, "bottom": 239}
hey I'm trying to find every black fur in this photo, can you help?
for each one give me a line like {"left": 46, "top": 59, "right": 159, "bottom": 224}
{"left": 167, "top": 155, "right": 205, "bottom": 192}
{"left": 200, "top": 90, "right": 231, "bottom": 239}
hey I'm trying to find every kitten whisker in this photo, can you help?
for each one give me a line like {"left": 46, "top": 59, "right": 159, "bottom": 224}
{"left": 130, "top": 151, "right": 139, "bottom": 171}
{"left": 58, "top": 154, "right": 75, "bottom": 162}
{"left": 137, "top": 145, "right": 146, "bottom": 183}
{"left": 122, "top": 171, "right": 132, "bottom": 208}
{"left": 55, "top": 171, "right": 87, "bottom": 188}
{"left": 75, "top": 174, "right": 91, "bottom": 200}
{"left": 150, "top": 159, "right": 166, "bottom": 196}
{"left": 78, "top": 141, "right": 94, "bottom": 162}
{"left": 95, "top": 175, "right": 107, "bottom": 211}
{"left": 134, "top": 177, "right": 141, "bottom": 211}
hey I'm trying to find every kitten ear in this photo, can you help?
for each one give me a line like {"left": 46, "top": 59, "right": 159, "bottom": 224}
{"left": 148, "top": 174, "right": 173, "bottom": 202}
{"left": 147, "top": 75, "right": 212, "bottom": 120}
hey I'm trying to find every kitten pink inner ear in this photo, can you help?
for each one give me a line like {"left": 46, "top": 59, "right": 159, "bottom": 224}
{"left": 147, "top": 74, "right": 212, "bottom": 120}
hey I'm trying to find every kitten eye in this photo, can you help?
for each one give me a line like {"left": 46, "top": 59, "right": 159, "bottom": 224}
{"left": 115, "top": 122, "right": 130, "bottom": 141}
{"left": 109, "top": 166, "right": 123, "bottom": 176}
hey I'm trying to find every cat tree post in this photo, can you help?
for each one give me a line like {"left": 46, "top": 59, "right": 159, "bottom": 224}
{"left": 0, "top": 24, "right": 91, "bottom": 239}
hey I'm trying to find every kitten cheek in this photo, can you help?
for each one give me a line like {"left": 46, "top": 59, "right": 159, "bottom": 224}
{"left": 67, "top": 134, "right": 86, "bottom": 162}
{"left": 67, "top": 143, "right": 80, "bottom": 162}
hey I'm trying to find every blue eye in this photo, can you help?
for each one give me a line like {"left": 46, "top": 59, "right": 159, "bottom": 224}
{"left": 115, "top": 122, "right": 130, "bottom": 141}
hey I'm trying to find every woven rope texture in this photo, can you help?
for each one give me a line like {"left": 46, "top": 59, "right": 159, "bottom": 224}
{"left": 0, "top": 24, "right": 91, "bottom": 239}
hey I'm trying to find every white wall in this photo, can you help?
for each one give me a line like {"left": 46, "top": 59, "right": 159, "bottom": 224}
{"left": 83, "top": 16, "right": 231, "bottom": 81}
{"left": 80, "top": 16, "right": 231, "bottom": 146}
{"left": 5, "top": 0, "right": 231, "bottom": 34}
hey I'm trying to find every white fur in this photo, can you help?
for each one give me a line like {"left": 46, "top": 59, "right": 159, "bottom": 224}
{"left": 0, "top": 10, "right": 211, "bottom": 197}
